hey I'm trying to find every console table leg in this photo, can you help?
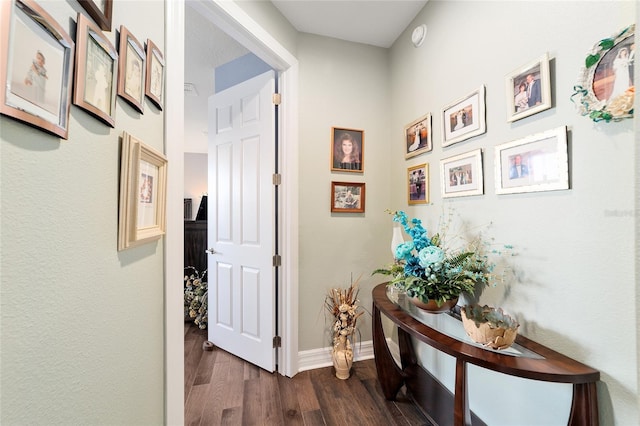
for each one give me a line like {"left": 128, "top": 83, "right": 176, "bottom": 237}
{"left": 454, "top": 359, "right": 471, "bottom": 426}
{"left": 372, "top": 304, "right": 405, "bottom": 400}
{"left": 568, "top": 382, "right": 599, "bottom": 426}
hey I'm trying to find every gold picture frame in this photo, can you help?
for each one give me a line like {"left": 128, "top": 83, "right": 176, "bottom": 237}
{"left": 330, "top": 181, "right": 365, "bottom": 213}
{"left": 331, "top": 127, "right": 364, "bottom": 173}
{"left": 118, "top": 132, "right": 168, "bottom": 251}
{"left": 408, "top": 163, "right": 429, "bottom": 205}
{"left": 73, "top": 12, "right": 118, "bottom": 127}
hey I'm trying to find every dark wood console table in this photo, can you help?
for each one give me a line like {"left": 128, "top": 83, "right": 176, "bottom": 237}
{"left": 372, "top": 283, "right": 600, "bottom": 426}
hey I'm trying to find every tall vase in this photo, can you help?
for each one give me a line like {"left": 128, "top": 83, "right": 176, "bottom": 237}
{"left": 391, "top": 225, "right": 404, "bottom": 258}
{"left": 332, "top": 335, "right": 353, "bottom": 379}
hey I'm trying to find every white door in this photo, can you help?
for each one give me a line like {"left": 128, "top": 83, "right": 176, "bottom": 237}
{"left": 207, "top": 70, "right": 276, "bottom": 372}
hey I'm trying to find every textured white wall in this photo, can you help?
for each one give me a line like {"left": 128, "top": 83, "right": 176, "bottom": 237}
{"left": 184, "top": 153, "right": 208, "bottom": 220}
{"left": 297, "top": 33, "right": 392, "bottom": 350}
{"left": 0, "top": 1, "right": 166, "bottom": 424}
{"left": 388, "top": 1, "right": 637, "bottom": 424}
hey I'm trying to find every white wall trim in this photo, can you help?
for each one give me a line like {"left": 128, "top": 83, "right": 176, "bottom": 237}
{"left": 297, "top": 338, "right": 399, "bottom": 372}
{"left": 181, "top": 0, "right": 300, "bottom": 379}
{"left": 165, "top": 1, "right": 185, "bottom": 425}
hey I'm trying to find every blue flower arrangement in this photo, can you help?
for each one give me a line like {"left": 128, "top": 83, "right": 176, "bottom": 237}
{"left": 374, "top": 210, "right": 511, "bottom": 307}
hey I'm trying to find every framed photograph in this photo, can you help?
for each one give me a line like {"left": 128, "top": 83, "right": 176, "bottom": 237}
{"left": 440, "top": 148, "right": 483, "bottom": 198}
{"left": 408, "top": 163, "right": 429, "bottom": 205}
{"left": 441, "top": 85, "right": 486, "bottom": 147}
{"left": 331, "top": 127, "right": 364, "bottom": 172}
{"left": 0, "top": 0, "right": 74, "bottom": 139}
{"left": 145, "top": 39, "right": 164, "bottom": 110}
{"left": 73, "top": 12, "right": 118, "bottom": 127}
{"left": 494, "top": 126, "right": 569, "bottom": 195}
{"left": 117, "top": 25, "right": 145, "bottom": 113}
{"left": 78, "top": 0, "right": 112, "bottom": 31}
{"left": 571, "top": 24, "right": 634, "bottom": 122}
{"left": 118, "top": 132, "right": 168, "bottom": 251}
{"left": 404, "top": 113, "right": 432, "bottom": 159}
{"left": 331, "top": 182, "right": 365, "bottom": 213}
{"left": 506, "top": 53, "right": 551, "bottom": 122}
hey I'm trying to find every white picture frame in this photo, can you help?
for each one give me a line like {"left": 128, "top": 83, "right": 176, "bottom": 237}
{"left": 441, "top": 85, "right": 486, "bottom": 147}
{"left": 440, "top": 148, "right": 484, "bottom": 198}
{"left": 494, "top": 126, "right": 569, "bottom": 195}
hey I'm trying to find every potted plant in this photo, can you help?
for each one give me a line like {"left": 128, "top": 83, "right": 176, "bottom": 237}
{"left": 374, "top": 210, "right": 510, "bottom": 313}
{"left": 324, "top": 279, "right": 364, "bottom": 379}
{"left": 184, "top": 266, "right": 208, "bottom": 329}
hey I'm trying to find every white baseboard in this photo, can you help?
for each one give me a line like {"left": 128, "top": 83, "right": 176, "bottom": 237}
{"left": 297, "top": 338, "right": 400, "bottom": 373}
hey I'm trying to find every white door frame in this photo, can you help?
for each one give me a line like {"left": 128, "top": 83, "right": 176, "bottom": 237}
{"left": 165, "top": 1, "right": 299, "bottom": 423}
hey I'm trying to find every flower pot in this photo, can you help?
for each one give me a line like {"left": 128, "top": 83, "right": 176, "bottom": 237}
{"left": 461, "top": 305, "right": 519, "bottom": 350}
{"left": 332, "top": 335, "right": 354, "bottom": 379}
{"left": 409, "top": 296, "right": 458, "bottom": 313}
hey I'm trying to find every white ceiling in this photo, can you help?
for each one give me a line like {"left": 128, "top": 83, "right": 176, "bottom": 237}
{"left": 184, "top": 0, "right": 427, "bottom": 153}
{"left": 271, "top": 0, "right": 428, "bottom": 48}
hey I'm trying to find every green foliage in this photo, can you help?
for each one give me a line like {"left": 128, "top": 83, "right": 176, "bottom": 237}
{"left": 585, "top": 53, "right": 600, "bottom": 68}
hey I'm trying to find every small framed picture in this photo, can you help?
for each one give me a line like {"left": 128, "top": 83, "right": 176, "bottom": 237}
{"left": 118, "top": 132, "right": 168, "bottom": 250}
{"left": 331, "top": 182, "right": 365, "bottom": 213}
{"left": 440, "top": 148, "right": 483, "bottom": 198}
{"left": 404, "top": 113, "right": 432, "bottom": 159}
{"left": 571, "top": 24, "right": 635, "bottom": 122}
{"left": 408, "top": 163, "right": 429, "bottom": 205}
{"left": 117, "top": 25, "right": 145, "bottom": 113}
{"left": 495, "top": 126, "right": 569, "bottom": 195}
{"left": 441, "top": 85, "right": 486, "bottom": 147}
{"left": 506, "top": 53, "right": 551, "bottom": 122}
{"left": 73, "top": 12, "right": 118, "bottom": 127}
{"left": 145, "top": 38, "right": 164, "bottom": 110}
{"left": 331, "top": 127, "right": 364, "bottom": 172}
{"left": 0, "top": 0, "right": 75, "bottom": 139}
{"left": 78, "top": 0, "right": 112, "bottom": 31}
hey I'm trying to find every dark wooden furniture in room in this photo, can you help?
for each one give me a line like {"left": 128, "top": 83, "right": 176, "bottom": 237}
{"left": 372, "top": 283, "right": 600, "bottom": 426}
{"left": 184, "top": 220, "right": 207, "bottom": 275}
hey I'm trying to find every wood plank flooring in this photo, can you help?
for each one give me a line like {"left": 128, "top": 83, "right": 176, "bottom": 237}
{"left": 184, "top": 322, "right": 432, "bottom": 426}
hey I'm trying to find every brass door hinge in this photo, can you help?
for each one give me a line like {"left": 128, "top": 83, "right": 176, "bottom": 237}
{"left": 272, "top": 93, "right": 281, "bottom": 105}
{"left": 273, "top": 336, "right": 281, "bottom": 348}
{"left": 273, "top": 254, "right": 282, "bottom": 267}
{"left": 272, "top": 173, "right": 282, "bottom": 185}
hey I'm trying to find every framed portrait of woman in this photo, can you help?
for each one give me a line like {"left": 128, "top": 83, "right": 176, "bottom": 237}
{"left": 331, "top": 127, "right": 364, "bottom": 173}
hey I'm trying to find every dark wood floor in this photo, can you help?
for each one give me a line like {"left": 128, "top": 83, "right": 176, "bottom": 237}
{"left": 185, "top": 322, "right": 431, "bottom": 425}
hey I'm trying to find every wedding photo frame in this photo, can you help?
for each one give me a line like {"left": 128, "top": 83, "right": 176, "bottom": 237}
{"left": 331, "top": 181, "right": 365, "bottom": 213}
{"left": 331, "top": 127, "right": 364, "bottom": 173}
{"left": 73, "top": 12, "right": 118, "bottom": 127}
{"left": 404, "top": 113, "right": 432, "bottom": 159}
{"left": 145, "top": 38, "right": 164, "bottom": 110}
{"left": 0, "top": 0, "right": 74, "bottom": 139}
{"left": 78, "top": 0, "right": 112, "bottom": 31}
{"left": 441, "top": 85, "right": 486, "bottom": 147}
{"left": 506, "top": 53, "right": 551, "bottom": 122}
{"left": 118, "top": 132, "right": 168, "bottom": 251}
{"left": 440, "top": 148, "right": 484, "bottom": 198}
{"left": 407, "top": 163, "right": 429, "bottom": 205}
{"left": 117, "top": 25, "right": 145, "bottom": 113}
{"left": 571, "top": 24, "right": 635, "bottom": 122}
{"left": 494, "top": 126, "right": 569, "bottom": 195}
